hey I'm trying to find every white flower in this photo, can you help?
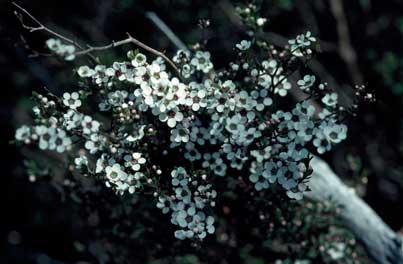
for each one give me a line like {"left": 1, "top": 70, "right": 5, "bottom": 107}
{"left": 63, "top": 92, "right": 81, "bottom": 109}
{"left": 188, "top": 90, "right": 207, "bottom": 111}
{"left": 153, "top": 57, "right": 167, "bottom": 71}
{"left": 46, "top": 38, "right": 76, "bottom": 61}
{"left": 237, "top": 127, "right": 261, "bottom": 146}
{"left": 297, "top": 75, "right": 316, "bottom": 91}
{"left": 131, "top": 53, "right": 147, "bottom": 67}
{"left": 322, "top": 92, "right": 338, "bottom": 107}
{"left": 327, "top": 242, "right": 346, "bottom": 260}
{"left": 156, "top": 196, "right": 170, "bottom": 214}
{"left": 319, "top": 108, "right": 332, "bottom": 119}
{"left": 323, "top": 123, "right": 347, "bottom": 143}
{"left": 95, "top": 155, "right": 107, "bottom": 174}
{"left": 159, "top": 107, "right": 184, "bottom": 128}
{"left": 174, "top": 230, "right": 187, "bottom": 240}
{"left": 84, "top": 134, "right": 101, "bottom": 154}
{"left": 15, "top": 125, "right": 31, "bottom": 141}
{"left": 173, "top": 50, "right": 191, "bottom": 64}
{"left": 77, "top": 66, "right": 95, "bottom": 77}
{"left": 124, "top": 152, "right": 146, "bottom": 171}
{"left": 213, "top": 158, "right": 227, "bottom": 177}
{"left": 113, "top": 62, "right": 129, "bottom": 81}
{"left": 81, "top": 116, "right": 100, "bottom": 135}
{"left": 256, "top": 17, "right": 267, "bottom": 26}
{"left": 170, "top": 125, "right": 190, "bottom": 143}
{"left": 75, "top": 155, "right": 88, "bottom": 170}
{"left": 181, "top": 64, "right": 194, "bottom": 78}
{"left": 294, "top": 101, "right": 316, "bottom": 117}
{"left": 62, "top": 45, "right": 76, "bottom": 61}
{"left": 297, "top": 121, "right": 316, "bottom": 141}
{"left": 125, "top": 125, "right": 146, "bottom": 142}
{"left": 37, "top": 127, "right": 56, "bottom": 150}
{"left": 235, "top": 40, "right": 251, "bottom": 51}
{"left": 184, "top": 142, "right": 201, "bottom": 161}
{"left": 288, "top": 31, "right": 316, "bottom": 57}
{"left": 63, "top": 110, "right": 83, "bottom": 130}
{"left": 105, "top": 67, "right": 115, "bottom": 77}
{"left": 262, "top": 59, "right": 278, "bottom": 73}
{"left": 251, "top": 146, "right": 272, "bottom": 163}
{"left": 286, "top": 190, "right": 304, "bottom": 200}
{"left": 313, "top": 131, "right": 332, "bottom": 154}
{"left": 191, "top": 51, "right": 213, "bottom": 73}
{"left": 32, "top": 106, "right": 41, "bottom": 116}
{"left": 105, "top": 163, "right": 127, "bottom": 182}
{"left": 274, "top": 76, "right": 292, "bottom": 96}
{"left": 257, "top": 74, "right": 272, "bottom": 88}
{"left": 46, "top": 38, "right": 61, "bottom": 51}
{"left": 171, "top": 167, "right": 188, "bottom": 187}
{"left": 108, "top": 90, "right": 128, "bottom": 106}
{"left": 225, "top": 115, "right": 245, "bottom": 134}
{"left": 49, "top": 129, "right": 72, "bottom": 153}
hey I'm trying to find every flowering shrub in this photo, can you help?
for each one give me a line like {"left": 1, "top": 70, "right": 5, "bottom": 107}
{"left": 13, "top": 1, "right": 377, "bottom": 248}
{"left": 14, "top": 31, "right": 356, "bottom": 241}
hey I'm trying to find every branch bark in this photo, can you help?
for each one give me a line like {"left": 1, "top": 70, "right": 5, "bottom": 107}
{"left": 308, "top": 156, "right": 403, "bottom": 264}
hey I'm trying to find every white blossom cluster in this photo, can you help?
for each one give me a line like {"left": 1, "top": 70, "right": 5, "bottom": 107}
{"left": 235, "top": 3, "right": 268, "bottom": 29}
{"left": 157, "top": 167, "right": 216, "bottom": 240}
{"left": 288, "top": 31, "right": 317, "bottom": 57}
{"left": 15, "top": 94, "right": 73, "bottom": 153}
{"left": 15, "top": 32, "right": 350, "bottom": 241}
{"left": 46, "top": 38, "right": 76, "bottom": 61}
{"left": 15, "top": 124, "right": 72, "bottom": 153}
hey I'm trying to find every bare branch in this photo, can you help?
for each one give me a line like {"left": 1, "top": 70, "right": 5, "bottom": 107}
{"left": 12, "top": 2, "right": 85, "bottom": 50}
{"left": 18, "top": 35, "right": 53, "bottom": 58}
{"left": 126, "top": 33, "right": 181, "bottom": 77}
{"left": 72, "top": 32, "right": 181, "bottom": 78}
{"left": 309, "top": 157, "right": 403, "bottom": 264}
{"left": 12, "top": 2, "right": 181, "bottom": 79}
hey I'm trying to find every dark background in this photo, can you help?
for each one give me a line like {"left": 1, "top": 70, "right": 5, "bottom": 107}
{"left": 0, "top": 0, "right": 402, "bottom": 262}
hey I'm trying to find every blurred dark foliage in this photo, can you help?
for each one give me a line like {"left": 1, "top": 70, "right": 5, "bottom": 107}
{"left": 0, "top": 0, "right": 402, "bottom": 263}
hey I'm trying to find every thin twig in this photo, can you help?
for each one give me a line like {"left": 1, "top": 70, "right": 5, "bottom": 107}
{"left": 12, "top": 2, "right": 98, "bottom": 62}
{"left": 125, "top": 33, "right": 181, "bottom": 77}
{"left": 12, "top": 2, "right": 85, "bottom": 49}
{"left": 73, "top": 32, "right": 181, "bottom": 77}
{"left": 19, "top": 35, "right": 53, "bottom": 58}
{"left": 12, "top": 2, "right": 181, "bottom": 78}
